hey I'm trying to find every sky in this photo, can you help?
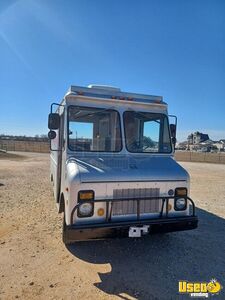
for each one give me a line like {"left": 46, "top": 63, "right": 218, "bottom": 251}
{"left": 0, "top": 0, "right": 225, "bottom": 142}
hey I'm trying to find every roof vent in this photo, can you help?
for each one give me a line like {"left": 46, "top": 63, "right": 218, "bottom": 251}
{"left": 87, "top": 84, "right": 121, "bottom": 92}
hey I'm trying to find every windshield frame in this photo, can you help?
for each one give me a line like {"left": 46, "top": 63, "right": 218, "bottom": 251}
{"left": 67, "top": 105, "right": 123, "bottom": 153}
{"left": 123, "top": 111, "right": 172, "bottom": 154}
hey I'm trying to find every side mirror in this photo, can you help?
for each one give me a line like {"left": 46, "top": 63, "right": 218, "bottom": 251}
{"left": 48, "top": 113, "right": 60, "bottom": 130}
{"left": 170, "top": 124, "right": 176, "bottom": 138}
{"left": 48, "top": 130, "right": 57, "bottom": 140}
{"left": 171, "top": 137, "right": 177, "bottom": 146}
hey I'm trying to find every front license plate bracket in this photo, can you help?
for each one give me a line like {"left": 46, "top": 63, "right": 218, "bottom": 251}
{"left": 128, "top": 225, "right": 150, "bottom": 238}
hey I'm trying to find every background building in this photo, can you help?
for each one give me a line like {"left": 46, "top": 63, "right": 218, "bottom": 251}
{"left": 187, "top": 132, "right": 209, "bottom": 145}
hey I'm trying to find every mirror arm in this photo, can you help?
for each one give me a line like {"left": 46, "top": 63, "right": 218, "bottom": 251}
{"left": 169, "top": 115, "right": 177, "bottom": 151}
{"left": 168, "top": 114, "right": 177, "bottom": 127}
{"left": 48, "top": 102, "right": 65, "bottom": 152}
{"left": 51, "top": 102, "right": 64, "bottom": 114}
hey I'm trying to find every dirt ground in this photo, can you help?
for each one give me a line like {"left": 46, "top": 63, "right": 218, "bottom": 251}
{"left": 0, "top": 152, "right": 225, "bottom": 300}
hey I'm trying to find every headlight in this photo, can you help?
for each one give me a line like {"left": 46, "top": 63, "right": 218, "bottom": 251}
{"left": 78, "top": 202, "right": 94, "bottom": 217}
{"left": 174, "top": 198, "right": 187, "bottom": 211}
{"left": 77, "top": 190, "right": 94, "bottom": 217}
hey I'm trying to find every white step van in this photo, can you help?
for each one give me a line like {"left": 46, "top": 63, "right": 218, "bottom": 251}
{"left": 48, "top": 85, "right": 198, "bottom": 243}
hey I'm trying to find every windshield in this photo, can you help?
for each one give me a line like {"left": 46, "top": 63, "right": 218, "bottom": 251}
{"left": 68, "top": 106, "right": 122, "bottom": 152}
{"left": 124, "top": 111, "right": 172, "bottom": 153}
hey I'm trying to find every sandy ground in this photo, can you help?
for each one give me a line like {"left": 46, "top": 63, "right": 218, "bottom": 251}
{"left": 0, "top": 152, "right": 225, "bottom": 300}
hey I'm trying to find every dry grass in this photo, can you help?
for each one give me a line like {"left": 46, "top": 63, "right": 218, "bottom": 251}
{"left": 0, "top": 151, "right": 27, "bottom": 160}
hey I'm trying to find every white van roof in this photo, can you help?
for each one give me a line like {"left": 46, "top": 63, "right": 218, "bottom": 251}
{"left": 68, "top": 85, "right": 165, "bottom": 105}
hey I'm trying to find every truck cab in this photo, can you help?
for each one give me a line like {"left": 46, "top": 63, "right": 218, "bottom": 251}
{"left": 48, "top": 85, "right": 198, "bottom": 244}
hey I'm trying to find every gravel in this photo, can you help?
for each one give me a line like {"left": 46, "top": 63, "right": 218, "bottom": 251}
{"left": 0, "top": 152, "right": 224, "bottom": 300}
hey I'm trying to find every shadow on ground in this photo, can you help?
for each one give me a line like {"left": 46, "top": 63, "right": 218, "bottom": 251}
{"left": 67, "top": 208, "right": 225, "bottom": 300}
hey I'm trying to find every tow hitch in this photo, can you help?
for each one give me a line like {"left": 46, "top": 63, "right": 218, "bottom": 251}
{"left": 128, "top": 225, "right": 150, "bottom": 238}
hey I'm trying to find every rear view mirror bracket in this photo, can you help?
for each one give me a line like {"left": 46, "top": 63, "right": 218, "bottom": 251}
{"left": 169, "top": 115, "right": 177, "bottom": 150}
{"left": 48, "top": 102, "right": 64, "bottom": 152}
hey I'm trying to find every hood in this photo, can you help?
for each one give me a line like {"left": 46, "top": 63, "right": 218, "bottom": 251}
{"left": 68, "top": 154, "right": 189, "bottom": 183}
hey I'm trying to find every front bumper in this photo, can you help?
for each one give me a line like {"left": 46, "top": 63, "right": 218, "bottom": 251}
{"left": 64, "top": 196, "right": 198, "bottom": 242}
{"left": 65, "top": 216, "right": 198, "bottom": 241}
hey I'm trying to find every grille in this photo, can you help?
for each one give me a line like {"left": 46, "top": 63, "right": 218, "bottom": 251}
{"left": 112, "top": 188, "right": 160, "bottom": 216}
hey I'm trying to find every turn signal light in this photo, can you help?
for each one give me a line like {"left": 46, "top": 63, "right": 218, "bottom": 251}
{"left": 78, "top": 190, "right": 94, "bottom": 201}
{"left": 97, "top": 208, "right": 105, "bottom": 216}
{"left": 175, "top": 188, "right": 187, "bottom": 197}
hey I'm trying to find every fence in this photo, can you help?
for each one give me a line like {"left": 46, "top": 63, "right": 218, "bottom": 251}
{"left": 174, "top": 151, "right": 225, "bottom": 164}
{"left": 1, "top": 140, "right": 225, "bottom": 164}
{"left": 0, "top": 139, "right": 49, "bottom": 153}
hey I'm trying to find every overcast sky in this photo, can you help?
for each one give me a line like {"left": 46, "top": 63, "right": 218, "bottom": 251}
{"left": 0, "top": 0, "right": 225, "bottom": 142}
